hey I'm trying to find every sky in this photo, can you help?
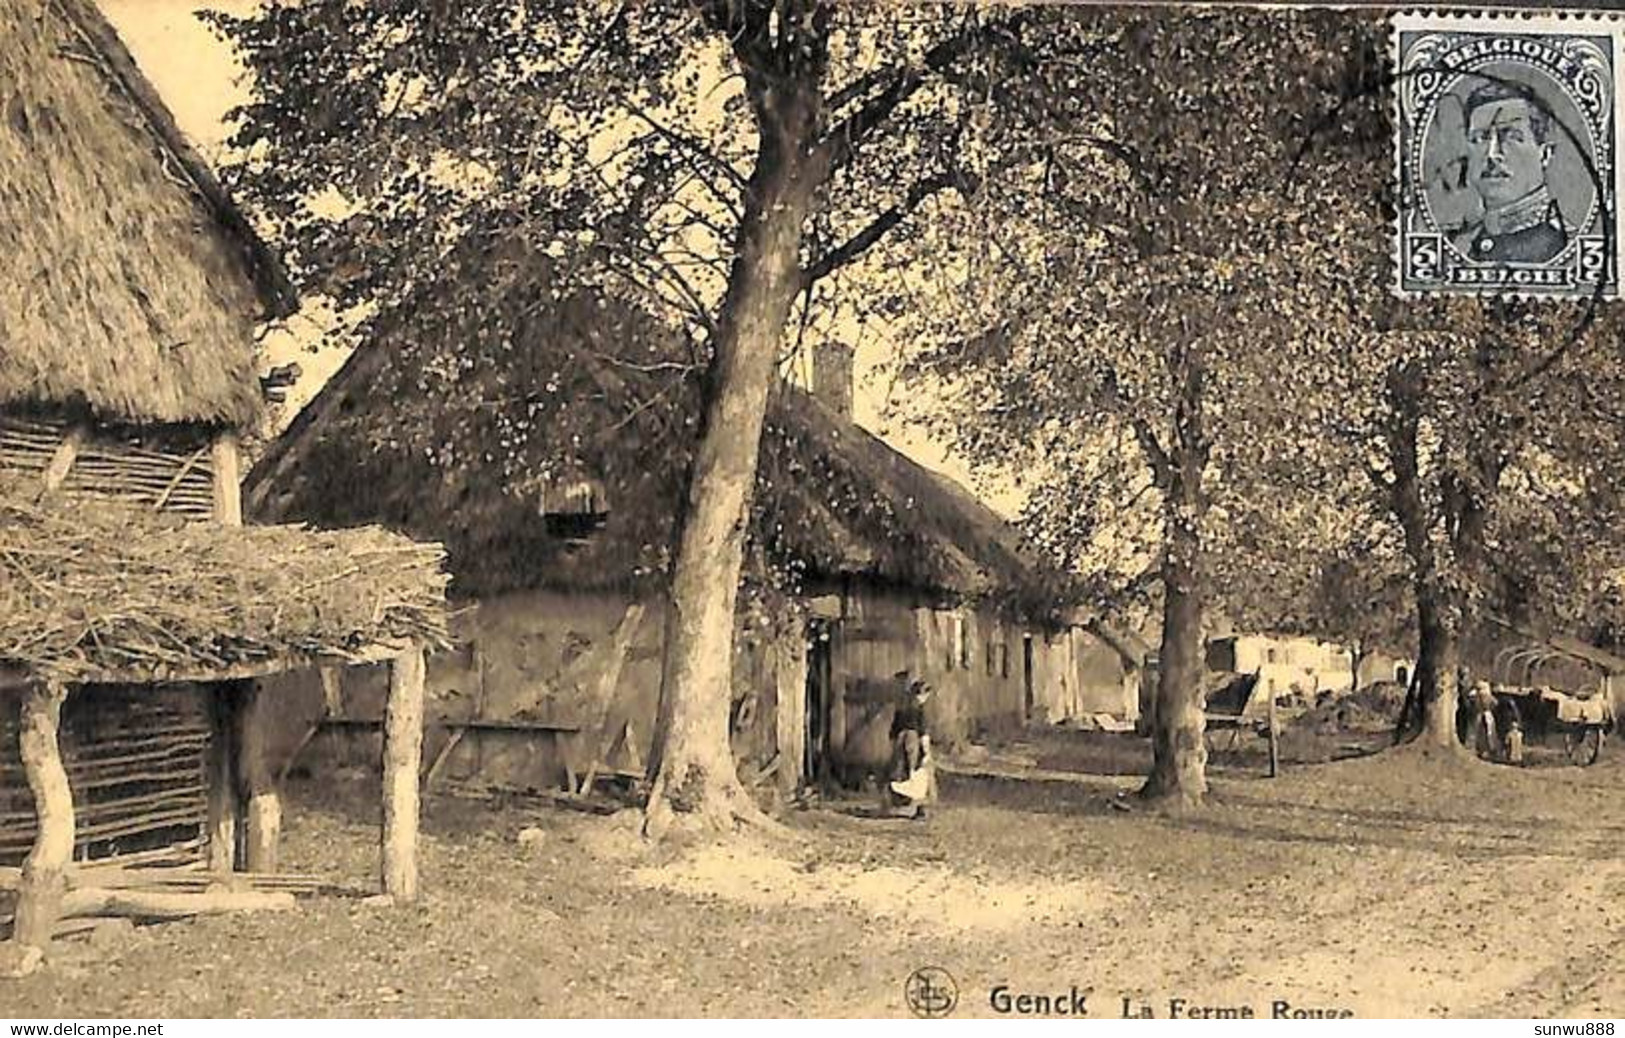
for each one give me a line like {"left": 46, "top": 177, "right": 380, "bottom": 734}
{"left": 97, "top": 0, "right": 1008, "bottom": 510}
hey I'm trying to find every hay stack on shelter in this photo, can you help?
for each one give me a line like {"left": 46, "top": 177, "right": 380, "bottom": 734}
{"left": 0, "top": 0, "right": 448, "bottom": 974}
{"left": 245, "top": 241, "right": 1139, "bottom": 796}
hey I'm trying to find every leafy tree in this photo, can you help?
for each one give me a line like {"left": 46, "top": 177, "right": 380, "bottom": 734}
{"left": 1205, "top": 485, "right": 1414, "bottom": 699}
{"left": 1266, "top": 51, "right": 1625, "bottom": 747}
{"left": 1309, "top": 551, "right": 1413, "bottom": 697}
{"left": 898, "top": 6, "right": 1625, "bottom": 764}
{"left": 211, "top": 0, "right": 1067, "bottom": 834}
{"left": 895, "top": 10, "right": 1385, "bottom": 807}
{"left": 1320, "top": 308, "right": 1625, "bottom": 745}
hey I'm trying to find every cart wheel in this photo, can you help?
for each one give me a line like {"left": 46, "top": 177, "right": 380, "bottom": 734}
{"left": 1564, "top": 727, "right": 1604, "bottom": 766}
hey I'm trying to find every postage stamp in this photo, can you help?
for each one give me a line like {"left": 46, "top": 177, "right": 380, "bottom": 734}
{"left": 1393, "top": 13, "right": 1625, "bottom": 299}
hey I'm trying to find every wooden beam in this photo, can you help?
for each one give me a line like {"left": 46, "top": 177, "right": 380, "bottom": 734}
{"left": 0, "top": 864, "right": 327, "bottom": 894}
{"left": 422, "top": 728, "right": 467, "bottom": 789}
{"left": 60, "top": 886, "right": 295, "bottom": 920}
{"left": 237, "top": 681, "right": 281, "bottom": 873}
{"left": 14, "top": 681, "right": 73, "bottom": 950}
{"left": 319, "top": 666, "right": 344, "bottom": 715}
{"left": 575, "top": 603, "right": 647, "bottom": 794}
{"left": 382, "top": 646, "right": 426, "bottom": 903}
{"left": 41, "top": 425, "right": 87, "bottom": 491}
{"left": 774, "top": 633, "right": 808, "bottom": 794}
{"left": 65, "top": 641, "right": 417, "bottom": 686}
{"left": 1267, "top": 687, "right": 1281, "bottom": 779}
{"left": 211, "top": 431, "right": 243, "bottom": 526}
{"left": 206, "top": 686, "right": 240, "bottom": 873}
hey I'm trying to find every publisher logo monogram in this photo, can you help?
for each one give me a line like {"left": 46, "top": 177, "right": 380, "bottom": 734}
{"left": 905, "top": 967, "right": 958, "bottom": 1018}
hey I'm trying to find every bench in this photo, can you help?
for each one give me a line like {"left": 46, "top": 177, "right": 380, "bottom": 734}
{"left": 283, "top": 717, "right": 587, "bottom": 790}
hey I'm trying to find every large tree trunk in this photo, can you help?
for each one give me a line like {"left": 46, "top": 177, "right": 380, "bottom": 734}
{"left": 644, "top": 87, "right": 823, "bottom": 839}
{"left": 1141, "top": 519, "right": 1207, "bottom": 808}
{"left": 1414, "top": 591, "right": 1462, "bottom": 748}
{"left": 1385, "top": 371, "right": 1465, "bottom": 750}
{"left": 1140, "top": 354, "right": 1209, "bottom": 810}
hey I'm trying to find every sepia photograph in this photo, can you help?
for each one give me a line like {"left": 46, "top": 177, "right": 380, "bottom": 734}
{"left": 3, "top": 0, "right": 1625, "bottom": 1024}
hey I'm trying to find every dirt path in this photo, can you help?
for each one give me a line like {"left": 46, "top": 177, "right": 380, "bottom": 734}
{"left": 8, "top": 737, "right": 1624, "bottom": 1018}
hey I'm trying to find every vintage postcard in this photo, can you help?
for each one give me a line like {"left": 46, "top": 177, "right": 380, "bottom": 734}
{"left": 5, "top": 0, "right": 1625, "bottom": 1027}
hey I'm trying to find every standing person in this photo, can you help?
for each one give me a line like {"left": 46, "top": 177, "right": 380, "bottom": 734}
{"left": 1469, "top": 680, "right": 1500, "bottom": 759}
{"left": 1494, "top": 691, "right": 1525, "bottom": 765}
{"left": 888, "top": 681, "right": 935, "bottom": 818}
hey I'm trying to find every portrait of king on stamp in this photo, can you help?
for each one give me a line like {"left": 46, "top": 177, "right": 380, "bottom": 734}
{"left": 1394, "top": 15, "right": 1624, "bottom": 299}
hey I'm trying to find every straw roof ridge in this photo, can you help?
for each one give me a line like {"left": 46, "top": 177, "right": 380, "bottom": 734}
{"left": 0, "top": 475, "right": 450, "bottom": 683}
{"left": 60, "top": 0, "right": 296, "bottom": 318}
{"left": 0, "top": 0, "right": 294, "bottom": 428}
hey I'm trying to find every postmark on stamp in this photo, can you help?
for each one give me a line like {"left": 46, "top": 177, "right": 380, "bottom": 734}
{"left": 1393, "top": 13, "right": 1624, "bottom": 299}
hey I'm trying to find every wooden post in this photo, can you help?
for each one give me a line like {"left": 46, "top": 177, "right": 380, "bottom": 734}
{"left": 382, "top": 647, "right": 425, "bottom": 903}
{"left": 14, "top": 681, "right": 73, "bottom": 950}
{"left": 209, "top": 433, "right": 247, "bottom": 863}
{"left": 206, "top": 685, "right": 240, "bottom": 873}
{"left": 1267, "top": 684, "right": 1281, "bottom": 779}
{"left": 237, "top": 681, "right": 281, "bottom": 873}
{"left": 211, "top": 432, "right": 242, "bottom": 526}
{"left": 41, "top": 425, "right": 87, "bottom": 492}
{"left": 319, "top": 666, "right": 344, "bottom": 716}
{"left": 774, "top": 632, "right": 808, "bottom": 795}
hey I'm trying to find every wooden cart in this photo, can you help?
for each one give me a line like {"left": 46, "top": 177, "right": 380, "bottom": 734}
{"left": 1489, "top": 686, "right": 1613, "bottom": 766}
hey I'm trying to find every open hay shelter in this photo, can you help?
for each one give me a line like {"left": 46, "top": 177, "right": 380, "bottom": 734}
{"left": 0, "top": 0, "right": 448, "bottom": 972}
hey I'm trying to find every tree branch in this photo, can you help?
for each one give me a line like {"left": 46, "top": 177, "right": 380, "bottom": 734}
{"left": 1132, "top": 418, "right": 1174, "bottom": 488}
{"left": 799, "top": 167, "right": 960, "bottom": 288}
{"left": 816, "top": 10, "right": 1022, "bottom": 173}
{"left": 622, "top": 100, "right": 748, "bottom": 201}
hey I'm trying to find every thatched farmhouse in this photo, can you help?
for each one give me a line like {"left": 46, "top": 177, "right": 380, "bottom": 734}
{"left": 245, "top": 248, "right": 1139, "bottom": 797}
{"left": 0, "top": 0, "right": 448, "bottom": 972}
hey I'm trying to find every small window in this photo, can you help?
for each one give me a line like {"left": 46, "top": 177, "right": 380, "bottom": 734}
{"left": 957, "top": 616, "right": 970, "bottom": 670}
{"left": 999, "top": 643, "right": 1010, "bottom": 679}
{"left": 986, "top": 643, "right": 997, "bottom": 676}
{"left": 543, "top": 512, "right": 608, "bottom": 543}
{"left": 1266, "top": 648, "right": 1279, "bottom": 664}
{"left": 541, "top": 479, "right": 608, "bottom": 545}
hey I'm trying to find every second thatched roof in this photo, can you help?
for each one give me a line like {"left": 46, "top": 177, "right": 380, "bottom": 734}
{"left": 0, "top": 0, "right": 295, "bottom": 429}
{"left": 244, "top": 258, "right": 1061, "bottom": 618}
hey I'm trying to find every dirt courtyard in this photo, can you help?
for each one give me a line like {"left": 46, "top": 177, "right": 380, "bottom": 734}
{"left": 9, "top": 730, "right": 1625, "bottom": 1019}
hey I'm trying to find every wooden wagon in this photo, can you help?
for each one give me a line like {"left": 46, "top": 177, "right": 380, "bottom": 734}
{"left": 1203, "top": 671, "right": 1282, "bottom": 775}
{"left": 1487, "top": 687, "right": 1613, "bottom": 766}
{"left": 1480, "top": 619, "right": 1624, "bottom": 767}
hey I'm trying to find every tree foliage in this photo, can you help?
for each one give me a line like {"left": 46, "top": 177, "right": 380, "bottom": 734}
{"left": 898, "top": 7, "right": 1625, "bottom": 758}
{"left": 892, "top": 9, "right": 1388, "bottom": 803}
{"left": 211, "top": 0, "right": 1091, "bottom": 831}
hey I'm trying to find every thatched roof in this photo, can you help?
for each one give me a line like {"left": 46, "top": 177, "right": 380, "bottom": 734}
{"left": 244, "top": 276, "right": 1059, "bottom": 618}
{"left": 0, "top": 0, "right": 296, "bottom": 429}
{"left": 0, "top": 476, "right": 449, "bottom": 684}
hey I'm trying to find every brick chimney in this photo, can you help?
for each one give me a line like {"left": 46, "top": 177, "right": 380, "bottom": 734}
{"left": 810, "top": 340, "right": 855, "bottom": 421}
